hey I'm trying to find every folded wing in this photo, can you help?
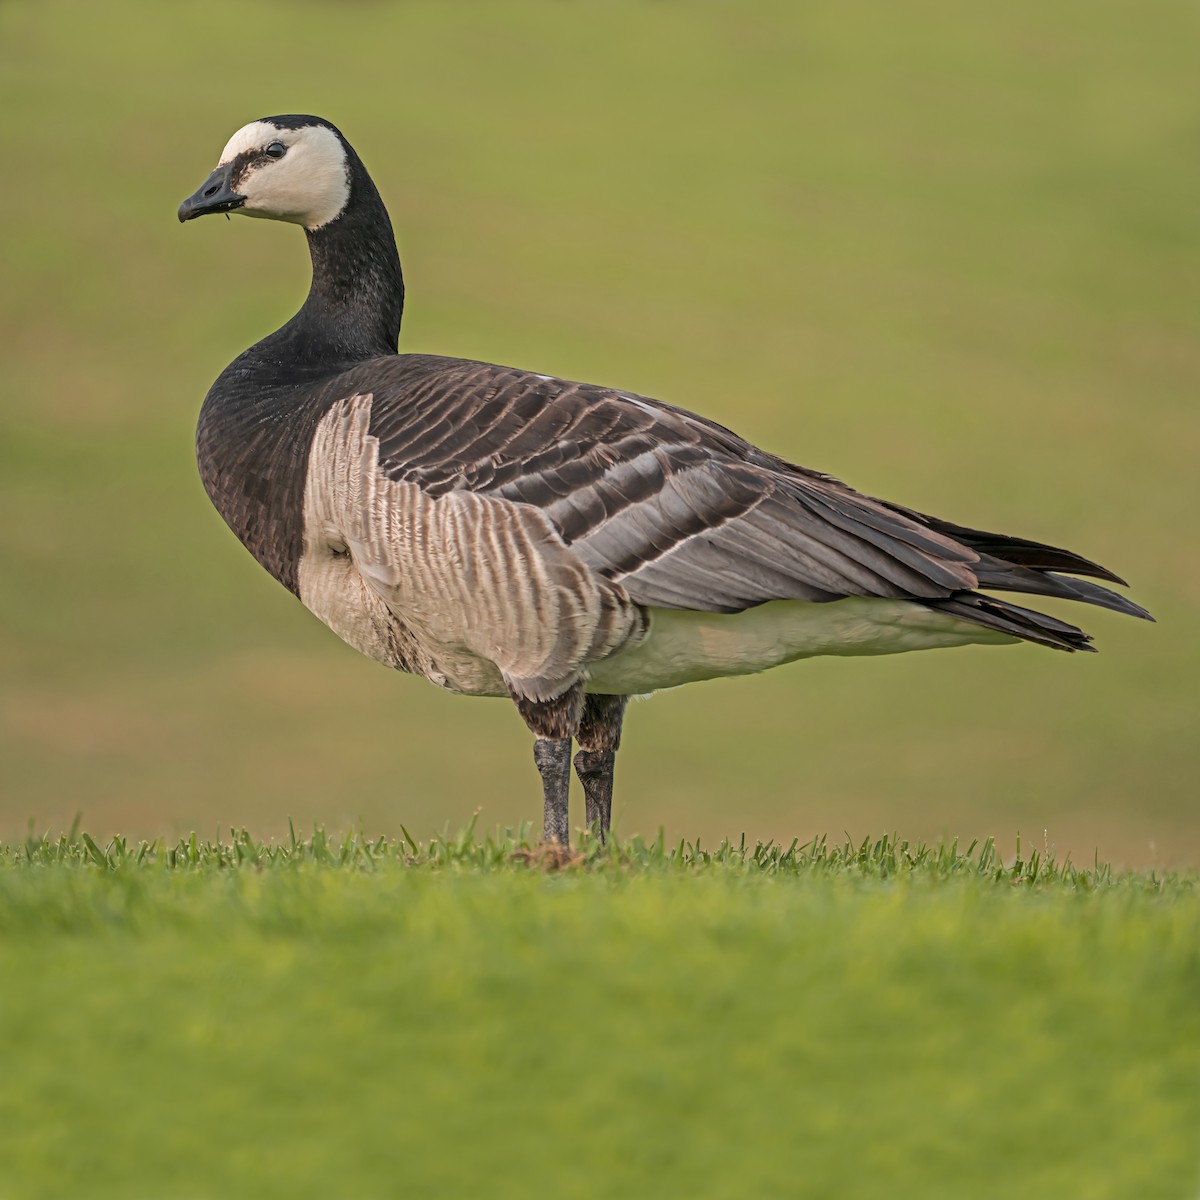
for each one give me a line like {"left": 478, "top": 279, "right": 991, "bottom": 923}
{"left": 345, "top": 354, "right": 1148, "bottom": 650}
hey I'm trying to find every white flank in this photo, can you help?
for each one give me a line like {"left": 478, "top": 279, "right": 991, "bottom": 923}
{"left": 217, "top": 120, "right": 349, "bottom": 230}
{"left": 584, "top": 598, "right": 1017, "bottom": 695}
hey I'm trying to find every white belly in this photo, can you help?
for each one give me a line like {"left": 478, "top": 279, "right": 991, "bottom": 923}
{"left": 583, "top": 597, "right": 1015, "bottom": 695}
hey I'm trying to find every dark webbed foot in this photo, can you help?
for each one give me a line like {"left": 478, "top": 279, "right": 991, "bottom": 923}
{"left": 575, "top": 694, "right": 629, "bottom": 843}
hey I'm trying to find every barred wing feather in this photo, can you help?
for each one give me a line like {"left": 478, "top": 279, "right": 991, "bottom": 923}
{"left": 361, "top": 355, "right": 985, "bottom": 615}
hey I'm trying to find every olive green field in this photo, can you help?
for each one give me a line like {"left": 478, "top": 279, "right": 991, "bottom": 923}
{"left": 1, "top": 4, "right": 1198, "bottom": 1196}
{"left": 2, "top": 829, "right": 1198, "bottom": 1198}
{"left": 2, "top": 0, "right": 1197, "bottom": 863}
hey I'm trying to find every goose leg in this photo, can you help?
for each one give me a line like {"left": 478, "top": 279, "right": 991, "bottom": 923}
{"left": 511, "top": 684, "right": 585, "bottom": 845}
{"left": 533, "top": 738, "right": 573, "bottom": 847}
{"left": 575, "top": 694, "right": 629, "bottom": 843}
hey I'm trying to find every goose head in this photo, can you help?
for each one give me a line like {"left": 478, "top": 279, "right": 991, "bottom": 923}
{"left": 178, "top": 115, "right": 351, "bottom": 230}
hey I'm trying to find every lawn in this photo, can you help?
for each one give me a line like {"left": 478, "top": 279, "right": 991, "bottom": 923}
{"left": 2, "top": 828, "right": 1197, "bottom": 1198}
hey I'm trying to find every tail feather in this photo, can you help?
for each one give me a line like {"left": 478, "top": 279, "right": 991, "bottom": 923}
{"left": 880, "top": 507, "right": 1153, "bottom": 652}
{"left": 971, "top": 555, "right": 1154, "bottom": 622}
{"left": 884, "top": 505, "right": 1130, "bottom": 586}
{"left": 926, "top": 594, "right": 1097, "bottom": 653}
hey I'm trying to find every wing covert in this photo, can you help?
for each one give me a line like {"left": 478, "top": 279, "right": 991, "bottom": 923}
{"left": 349, "top": 354, "right": 982, "bottom": 613}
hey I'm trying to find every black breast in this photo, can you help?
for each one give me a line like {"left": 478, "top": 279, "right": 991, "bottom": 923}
{"left": 195, "top": 356, "right": 346, "bottom": 596}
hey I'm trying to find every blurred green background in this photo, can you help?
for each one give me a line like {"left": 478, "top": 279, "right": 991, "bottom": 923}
{"left": 1, "top": 0, "right": 1196, "bottom": 864}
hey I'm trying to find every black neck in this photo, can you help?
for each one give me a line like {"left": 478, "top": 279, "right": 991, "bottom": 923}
{"left": 258, "top": 147, "right": 404, "bottom": 369}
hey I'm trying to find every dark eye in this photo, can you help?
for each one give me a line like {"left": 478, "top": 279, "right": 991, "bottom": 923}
{"left": 265, "top": 142, "right": 286, "bottom": 159}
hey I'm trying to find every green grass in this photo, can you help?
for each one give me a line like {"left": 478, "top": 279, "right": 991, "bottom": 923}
{"left": 1, "top": 0, "right": 1197, "bottom": 862}
{"left": 2, "top": 827, "right": 1198, "bottom": 1197}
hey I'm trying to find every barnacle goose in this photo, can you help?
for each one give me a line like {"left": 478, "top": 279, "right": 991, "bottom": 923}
{"left": 179, "top": 115, "right": 1151, "bottom": 846}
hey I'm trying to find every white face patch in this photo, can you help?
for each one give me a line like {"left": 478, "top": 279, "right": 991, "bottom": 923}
{"left": 217, "top": 120, "right": 350, "bottom": 230}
